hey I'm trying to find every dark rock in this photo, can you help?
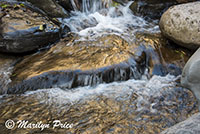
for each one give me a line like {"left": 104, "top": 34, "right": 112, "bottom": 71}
{"left": 0, "top": 2, "right": 60, "bottom": 53}
{"left": 129, "top": 0, "right": 177, "bottom": 20}
{"left": 17, "top": 0, "right": 69, "bottom": 18}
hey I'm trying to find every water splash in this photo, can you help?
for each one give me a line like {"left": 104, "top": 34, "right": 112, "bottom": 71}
{"left": 0, "top": 66, "right": 13, "bottom": 94}
{"left": 63, "top": 1, "right": 159, "bottom": 41}
{"left": 24, "top": 75, "right": 179, "bottom": 106}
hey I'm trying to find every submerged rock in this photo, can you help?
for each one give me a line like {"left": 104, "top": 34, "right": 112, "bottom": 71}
{"left": 0, "top": 2, "right": 60, "bottom": 53}
{"left": 159, "top": 2, "right": 200, "bottom": 50}
{"left": 161, "top": 112, "right": 200, "bottom": 134}
{"left": 6, "top": 33, "right": 190, "bottom": 94}
{"left": 181, "top": 48, "right": 200, "bottom": 110}
{"left": 7, "top": 35, "right": 146, "bottom": 93}
{"left": 135, "top": 33, "right": 190, "bottom": 76}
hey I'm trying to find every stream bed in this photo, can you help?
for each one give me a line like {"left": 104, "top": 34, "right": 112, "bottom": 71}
{"left": 0, "top": 0, "right": 198, "bottom": 133}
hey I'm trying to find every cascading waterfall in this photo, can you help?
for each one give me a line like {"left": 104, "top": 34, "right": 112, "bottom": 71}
{"left": 70, "top": 0, "right": 112, "bottom": 13}
{"left": 64, "top": 0, "right": 158, "bottom": 40}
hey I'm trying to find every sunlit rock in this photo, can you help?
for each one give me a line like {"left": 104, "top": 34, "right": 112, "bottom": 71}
{"left": 8, "top": 34, "right": 146, "bottom": 93}
{"left": 159, "top": 2, "right": 200, "bottom": 50}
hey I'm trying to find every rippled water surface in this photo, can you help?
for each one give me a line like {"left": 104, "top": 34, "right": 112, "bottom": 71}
{"left": 0, "top": 75, "right": 198, "bottom": 133}
{"left": 0, "top": 0, "right": 198, "bottom": 133}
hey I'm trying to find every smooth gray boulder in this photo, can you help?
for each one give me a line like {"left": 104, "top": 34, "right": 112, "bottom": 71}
{"left": 161, "top": 113, "right": 200, "bottom": 134}
{"left": 181, "top": 48, "right": 200, "bottom": 110}
{"left": 159, "top": 2, "right": 200, "bottom": 50}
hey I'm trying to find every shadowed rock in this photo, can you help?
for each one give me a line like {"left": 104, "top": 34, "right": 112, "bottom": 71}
{"left": 129, "top": 0, "right": 177, "bottom": 20}
{"left": 17, "top": 0, "right": 69, "bottom": 18}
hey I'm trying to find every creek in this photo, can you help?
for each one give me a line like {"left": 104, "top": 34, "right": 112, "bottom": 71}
{"left": 0, "top": 0, "right": 198, "bottom": 133}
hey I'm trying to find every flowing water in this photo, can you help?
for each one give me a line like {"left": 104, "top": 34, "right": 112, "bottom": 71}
{"left": 0, "top": 0, "right": 198, "bottom": 133}
{"left": 64, "top": 0, "right": 158, "bottom": 41}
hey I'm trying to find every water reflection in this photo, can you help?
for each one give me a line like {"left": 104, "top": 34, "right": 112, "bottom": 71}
{"left": 0, "top": 75, "right": 198, "bottom": 133}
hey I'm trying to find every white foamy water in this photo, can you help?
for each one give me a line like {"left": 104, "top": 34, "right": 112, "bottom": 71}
{"left": 24, "top": 75, "right": 179, "bottom": 108}
{"left": 0, "top": 66, "right": 13, "bottom": 94}
{"left": 63, "top": 1, "right": 159, "bottom": 41}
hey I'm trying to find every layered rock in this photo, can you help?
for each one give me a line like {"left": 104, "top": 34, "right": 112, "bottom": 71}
{"left": 0, "top": 2, "right": 60, "bottom": 53}
{"left": 159, "top": 2, "right": 200, "bottom": 50}
{"left": 161, "top": 113, "right": 200, "bottom": 134}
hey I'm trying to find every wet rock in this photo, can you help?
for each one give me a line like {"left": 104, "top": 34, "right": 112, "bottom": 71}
{"left": 113, "top": 0, "right": 130, "bottom": 5}
{"left": 0, "top": 2, "right": 60, "bottom": 53}
{"left": 7, "top": 35, "right": 146, "bottom": 93}
{"left": 159, "top": 2, "right": 200, "bottom": 50}
{"left": 135, "top": 33, "right": 190, "bottom": 76}
{"left": 55, "top": 0, "right": 74, "bottom": 12}
{"left": 129, "top": 0, "right": 177, "bottom": 20}
{"left": 161, "top": 113, "right": 200, "bottom": 134}
{"left": 181, "top": 48, "right": 200, "bottom": 110}
{"left": 17, "top": 0, "right": 69, "bottom": 18}
{"left": 7, "top": 33, "right": 190, "bottom": 94}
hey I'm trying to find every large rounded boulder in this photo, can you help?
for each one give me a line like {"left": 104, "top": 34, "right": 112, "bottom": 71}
{"left": 159, "top": 2, "right": 200, "bottom": 50}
